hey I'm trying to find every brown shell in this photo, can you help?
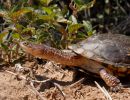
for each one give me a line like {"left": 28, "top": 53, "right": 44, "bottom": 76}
{"left": 68, "top": 33, "right": 130, "bottom": 68}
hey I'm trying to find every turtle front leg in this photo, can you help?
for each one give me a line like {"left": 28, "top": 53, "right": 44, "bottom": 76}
{"left": 99, "top": 68, "right": 122, "bottom": 91}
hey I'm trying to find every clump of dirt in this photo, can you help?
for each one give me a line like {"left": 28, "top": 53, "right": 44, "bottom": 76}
{"left": 0, "top": 60, "right": 130, "bottom": 100}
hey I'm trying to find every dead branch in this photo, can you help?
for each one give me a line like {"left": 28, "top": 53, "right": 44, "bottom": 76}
{"left": 69, "top": 78, "right": 85, "bottom": 88}
{"left": 53, "top": 82, "right": 66, "bottom": 100}
{"left": 29, "top": 81, "right": 47, "bottom": 100}
{"left": 5, "top": 70, "right": 66, "bottom": 100}
{"left": 5, "top": 70, "right": 48, "bottom": 100}
{"left": 95, "top": 81, "right": 112, "bottom": 100}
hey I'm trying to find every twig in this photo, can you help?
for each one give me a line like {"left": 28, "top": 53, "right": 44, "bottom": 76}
{"left": 53, "top": 82, "right": 66, "bottom": 100}
{"left": 95, "top": 81, "right": 112, "bottom": 100}
{"left": 29, "top": 81, "right": 47, "bottom": 100}
{"left": 6, "top": 70, "right": 51, "bottom": 83}
{"left": 6, "top": 70, "right": 67, "bottom": 100}
{"left": 5, "top": 70, "right": 48, "bottom": 100}
{"left": 5, "top": 70, "right": 26, "bottom": 80}
{"left": 103, "top": 87, "right": 113, "bottom": 100}
{"left": 32, "top": 78, "right": 52, "bottom": 83}
{"left": 69, "top": 78, "right": 85, "bottom": 88}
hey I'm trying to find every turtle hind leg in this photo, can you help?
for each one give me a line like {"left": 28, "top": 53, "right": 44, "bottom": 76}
{"left": 99, "top": 68, "right": 122, "bottom": 92}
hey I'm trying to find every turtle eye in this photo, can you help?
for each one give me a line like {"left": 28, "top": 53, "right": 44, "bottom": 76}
{"left": 23, "top": 42, "right": 29, "bottom": 46}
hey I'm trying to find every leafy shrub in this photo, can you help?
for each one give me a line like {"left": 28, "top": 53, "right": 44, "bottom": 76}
{"left": 0, "top": 0, "right": 129, "bottom": 63}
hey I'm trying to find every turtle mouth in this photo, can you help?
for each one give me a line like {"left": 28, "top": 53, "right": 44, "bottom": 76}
{"left": 19, "top": 42, "right": 25, "bottom": 47}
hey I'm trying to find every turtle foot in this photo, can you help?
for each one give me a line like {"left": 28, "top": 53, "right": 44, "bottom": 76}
{"left": 110, "top": 83, "right": 122, "bottom": 92}
{"left": 99, "top": 69, "right": 122, "bottom": 91}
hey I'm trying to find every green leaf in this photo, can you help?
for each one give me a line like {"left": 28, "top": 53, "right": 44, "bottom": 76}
{"left": 74, "top": 0, "right": 96, "bottom": 11}
{"left": 83, "top": 20, "right": 93, "bottom": 36}
{"left": 40, "top": 0, "right": 52, "bottom": 6}
{"left": 74, "top": 0, "right": 89, "bottom": 5}
{"left": 10, "top": 7, "right": 33, "bottom": 22}
{"left": 71, "top": 15, "right": 77, "bottom": 24}
{"left": 42, "top": 7, "right": 53, "bottom": 15}
{"left": 39, "top": 15, "right": 55, "bottom": 22}
{"left": 1, "top": 43, "right": 8, "bottom": 51}
{"left": 12, "top": 33, "right": 20, "bottom": 39}
{"left": 0, "top": 31, "right": 8, "bottom": 43}
{"left": 77, "top": 32, "right": 87, "bottom": 39}
{"left": 57, "top": 17, "right": 71, "bottom": 24}
{"left": 68, "top": 24, "right": 83, "bottom": 34}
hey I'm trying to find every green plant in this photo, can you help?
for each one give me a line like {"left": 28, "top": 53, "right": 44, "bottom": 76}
{"left": 0, "top": 0, "right": 96, "bottom": 63}
{"left": 0, "top": 0, "right": 129, "bottom": 63}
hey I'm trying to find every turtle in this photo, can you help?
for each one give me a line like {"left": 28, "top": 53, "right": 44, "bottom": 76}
{"left": 20, "top": 33, "right": 130, "bottom": 91}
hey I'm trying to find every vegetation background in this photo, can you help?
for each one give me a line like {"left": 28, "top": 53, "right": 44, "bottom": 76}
{"left": 0, "top": 0, "right": 130, "bottom": 63}
{"left": 0, "top": 1, "right": 130, "bottom": 100}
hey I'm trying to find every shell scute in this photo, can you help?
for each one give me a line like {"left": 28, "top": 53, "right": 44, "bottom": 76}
{"left": 69, "top": 34, "right": 130, "bottom": 68}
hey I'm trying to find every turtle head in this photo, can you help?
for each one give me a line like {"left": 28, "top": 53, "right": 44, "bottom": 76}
{"left": 20, "top": 41, "right": 49, "bottom": 58}
{"left": 20, "top": 41, "right": 32, "bottom": 50}
{"left": 19, "top": 41, "right": 39, "bottom": 55}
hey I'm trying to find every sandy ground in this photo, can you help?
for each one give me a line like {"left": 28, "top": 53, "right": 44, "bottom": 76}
{"left": 0, "top": 60, "right": 130, "bottom": 100}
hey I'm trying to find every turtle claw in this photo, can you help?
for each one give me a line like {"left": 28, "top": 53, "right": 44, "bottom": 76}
{"left": 110, "top": 83, "right": 122, "bottom": 92}
{"left": 99, "top": 69, "right": 122, "bottom": 92}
